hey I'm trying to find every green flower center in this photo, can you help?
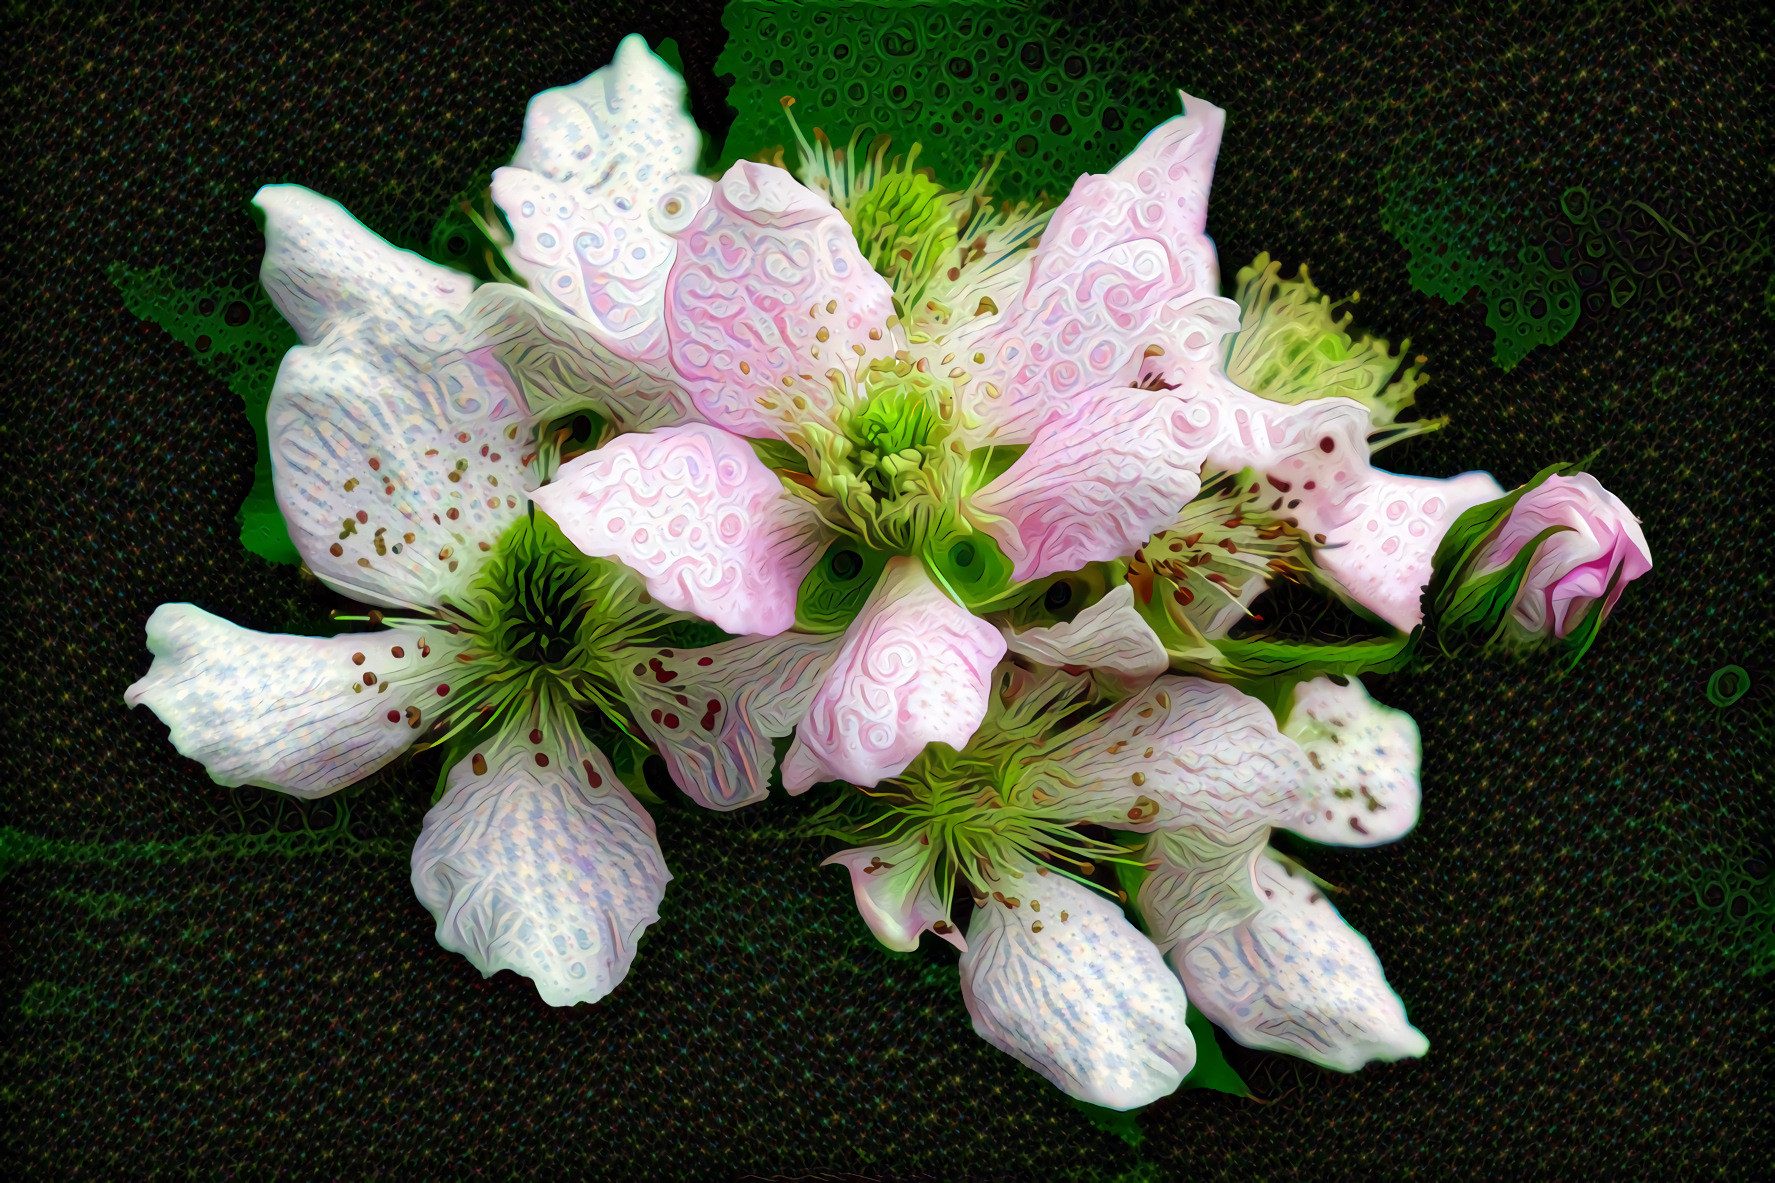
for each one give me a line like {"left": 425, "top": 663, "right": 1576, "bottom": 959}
{"left": 439, "top": 510, "right": 670, "bottom": 739}
{"left": 788, "top": 369, "right": 1028, "bottom": 630}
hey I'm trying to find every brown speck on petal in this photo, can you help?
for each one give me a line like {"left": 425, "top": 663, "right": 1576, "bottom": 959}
{"left": 390, "top": 646, "right": 404, "bottom": 658}
{"left": 471, "top": 754, "right": 487, "bottom": 775}
{"left": 368, "top": 457, "right": 381, "bottom": 471}
{"left": 329, "top": 543, "right": 344, "bottom": 557}
{"left": 343, "top": 478, "right": 359, "bottom": 492}
{"left": 1060, "top": 911, "right": 1069, "bottom": 922}
{"left": 406, "top": 707, "right": 422, "bottom": 728}
{"left": 1031, "top": 921, "right": 1043, "bottom": 933}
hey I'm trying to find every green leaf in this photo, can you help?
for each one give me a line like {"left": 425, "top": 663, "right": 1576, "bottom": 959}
{"left": 1180, "top": 1001, "right": 1252, "bottom": 1096}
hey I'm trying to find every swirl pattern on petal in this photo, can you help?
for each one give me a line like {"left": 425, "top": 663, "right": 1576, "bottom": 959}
{"left": 492, "top": 35, "right": 705, "bottom": 362}
{"left": 782, "top": 557, "right": 1007, "bottom": 791}
{"left": 960, "top": 96, "right": 1228, "bottom": 445}
{"left": 531, "top": 424, "right": 825, "bottom": 637}
{"left": 663, "top": 160, "right": 900, "bottom": 439}
{"left": 970, "top": 386, "right": 1207, "bottom": 582}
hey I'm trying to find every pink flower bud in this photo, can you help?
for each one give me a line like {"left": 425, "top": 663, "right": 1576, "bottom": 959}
{"left": 1481, "top": 473, "right": 1652, "bottom": 638}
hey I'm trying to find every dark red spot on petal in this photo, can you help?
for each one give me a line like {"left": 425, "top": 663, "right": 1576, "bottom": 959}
{"left": 1319, "top": 436, "right": 1335, "bottom": 453}
{"left": 697, "top": 656, "right": 714, "bottom": 666}
{"left": 582, "top": 759, "right": 602, "bottom": 788}
{"left": 390, "top": 646, "right": 404, "bottom": 658}
{"left": 534, "top": 753, "right": 549, "bottom": 767}
{"left": 529, "top": 729, "right": 542, "bottom": 744}
{"left": 650, "top": 708, "right": 663, "bottom": 724}
{"left": 368, "top": 457, "right": 381, "bottom": 471}
{"left": 436, "top": 684, "right": 450, "bottom": 696}
{"left": 648, "top": 658, "right": 678, "bottom": 684}
{"left": 362, "top": 671, "right": 376, "bottom": 685}
{"left": 386, "top": 710, "right": 400, "bottom": 722}
{"left": 355, "top": 510, "right": 369, "bottom": 524}
{"left": 663, "top": 713, "right": 680, "bottom": 729}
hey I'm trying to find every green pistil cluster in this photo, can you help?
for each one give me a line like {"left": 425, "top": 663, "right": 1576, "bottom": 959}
{"left": 434, "top": 512, "right": 670, "bottom": 745}
{"left": 798, "top": 362, "right": 970, "bottom": 554}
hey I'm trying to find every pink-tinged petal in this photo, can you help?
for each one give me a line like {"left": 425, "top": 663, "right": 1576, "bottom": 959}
{"left": 999, "top": 584, "right": 1167, "bottom": 689}
{"left": 823, "top": 835, "right": 966, "bottom": 953}
{"left": 269, "top": 343, "right": 536, "bottom": 610}
{"left": 959, "top": 866, "right": 1195, "bottom": 1109}
{"left": 1162, "top": 845, "right": 1428, "bottom": 1072}
{"left": 1478, "top": 472, "right": 1653, "bottom": 637}
{"left": 958, "top": 96, "right": 1228, "bottom": 445}
{"left": 618, "top": 632, "right": 844, "bottom": 810}
{"left": 255, "top": 184, "right": 476, "bottom": 347}
{"left": 1281, "top": 677, "right": 1421, "bottom": 846}
{"left": 1028, "top": 676, "right": 1309, "bottom": 838}
{"left": 124, "top": 604, "right": 468, "bottom": 798}
{"left": 531, "top": 424, "right": 827, "bottom": 636}
{"left": 1201, "top": 383, "right": 1506, "bottom": 631}
{"left": 492, "top": 35, "right": 704, "bottom": 362}
{"left": 782, "top": 557, "right": 1007, "bottom": 791}
{"left": 970, "top": 386, "right": 1208, "bottom": 582}
{"left": 663, "top": 160, "right": 900, "bottom": 439}
{"left": 412, "top": 708, "right": 669, "bottom": 1007}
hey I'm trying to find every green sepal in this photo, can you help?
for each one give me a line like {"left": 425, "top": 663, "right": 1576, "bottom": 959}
{"left": 794, "top": 539, "right": 891, "bottom": 632}
{"left": 749, "top": 437, "right": 812, "bottom": 475}
{"left": 1438, "top": 523, "right": 1573, "bottom": 639}
{"left": 958, "top": 442, "right": 1027, "bottom": 499}
{"left": 922, "top": 529, "right": 1017, "bottom": 610}
{"left": 1421, "top": 459, "right": 1586, "bottom": 629}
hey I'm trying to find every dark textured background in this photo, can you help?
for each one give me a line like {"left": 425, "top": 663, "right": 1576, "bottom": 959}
{"left": 3, "top": 1, "right": 1770, "bottom": 1178}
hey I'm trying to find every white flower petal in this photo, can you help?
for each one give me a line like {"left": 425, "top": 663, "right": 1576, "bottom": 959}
{"left": 959, "top": 95, "right": 1228, "bottom": 446}
{"left": 1137, "top": 827, "right": 1268, "bottom": 955}
{"left": 462, "top": 282, "right": 697, "bottom": 433}
{"left": 618, "top": 632, "right": 843, "bottom": 810}
{"left": 1166, "top": 846, "right": 1429, "bottom": 1072}
{"left": 1199, "top": 381, "right": 1506, "bottom": 632}
{"left": 999, "top": 584, "right": 1167, "bottom": 689}
{"left": 255, "top": 184, "right": 476, "bottom": 346}
{"left": 823, "top": 835, "right": 965, "bottom": 953}
{"left": 124, "top": 604, "right": 467, "bottom": 798}
{"left": 411, "top": 709, "right": 670, "bottom": 1007}
{"left": 269, "top": 341, "right": 536, "bottom": 610}
{"left": 1030, "top": 676, "right": 1310, "bottom": 837}
{"left": 782, "top": 557, "right": 1007, "bottom": 791}
{"left": 663, "top": 160, "right": 901, "bottom": 439}
{"left": 532, "top": 423, "right": 828, "bottom": 637}
{"left": 493, "top": 34, "right": 704, "bottom": 361}
{"left": 959, "top": 867, "right": 1195, "bottom": 1109}
{"left": 970, "top": 386, "right": 1208, "bottom": 582}
{"left": 1283, "top": 677, "right": 1421, "bottom": 846}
